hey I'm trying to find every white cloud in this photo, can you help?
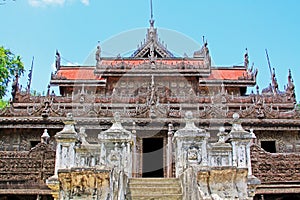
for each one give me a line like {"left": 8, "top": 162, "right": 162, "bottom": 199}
{"left": 80, "top": 0, "right": 89, "bottom": 6}
{"left": 28, "top": 0, "right": 89, "bottom": 7}
{"left": 28, "top": 0, "right": 65, "bottom": 7}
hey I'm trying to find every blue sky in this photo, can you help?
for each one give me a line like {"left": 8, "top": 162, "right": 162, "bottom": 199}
{"left": 0, "top": 0, "right": 299, "bottom": 101}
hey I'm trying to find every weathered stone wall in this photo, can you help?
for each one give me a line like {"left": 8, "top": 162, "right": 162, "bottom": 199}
{"left": 251, "top": 144, "right": 300, "bottom": 183}
{"left": 0, "top": 143, "right": 55, "bottom": 189}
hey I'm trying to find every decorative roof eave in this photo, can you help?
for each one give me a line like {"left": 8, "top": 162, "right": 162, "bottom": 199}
{"left": 96, "top": 70, "right": 211, "bottom": 77}
{"left": 199, "top": 79, "right": 256, "bottom": 87}
{"left": 0, "top": 117, "right": 64, "bottom": 129}
{"left": 95, "top": 58, "right": 210, "bottom": 77}
{"left": 50, "top": 79, "right": 106, "bottom": 86}
{"left": 0, "top": 117, "right": 299, "bottom": 131}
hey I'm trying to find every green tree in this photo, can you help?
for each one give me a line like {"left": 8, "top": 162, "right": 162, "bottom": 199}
{"left": 0, "top": 46, "right": 24, "bottom": 98}
{"left": 0, "top": 99, "right": 8, "bottom": 109}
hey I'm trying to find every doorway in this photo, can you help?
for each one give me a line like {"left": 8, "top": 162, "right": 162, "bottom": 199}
{"left": 142, "top": 138, "right": 164, "bottom": 177}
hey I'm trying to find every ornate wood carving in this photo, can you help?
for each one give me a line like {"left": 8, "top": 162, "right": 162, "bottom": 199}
{"left": 251, "top": 144, "right": 300, "bottom": 183}
{"left": 0, "top": 143, "right": 55, "bottom": 188}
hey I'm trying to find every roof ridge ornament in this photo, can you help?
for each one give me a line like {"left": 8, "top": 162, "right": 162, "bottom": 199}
{"left": 95, "top": 41, "right": 101, "bottom": 66}
{"left": 244, "top": 48, "right": 249, "bottom": 68}
{"left": 286, "top": 69, "right": 296, "bottom": 100}
{"left": 150, "top": 0, "right": 154, "bottom": 25}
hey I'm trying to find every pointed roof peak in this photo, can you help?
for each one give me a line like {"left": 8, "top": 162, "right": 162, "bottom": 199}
{"left": 130, "top": 0, "right": 174, "bottom": 58}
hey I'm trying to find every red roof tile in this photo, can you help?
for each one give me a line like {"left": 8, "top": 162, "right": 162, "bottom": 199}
{"left": 56, "top": 65, "right": 247, "bottom": 81}
{"left": 206, "top": 68, "right": 247, "bottom": 80}
{"left": 57, "top": 67, "right": 102, "bottom": 80}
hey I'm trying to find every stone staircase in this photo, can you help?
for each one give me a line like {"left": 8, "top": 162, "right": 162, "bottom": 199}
{"left": 126, "top": 178, "right": 182, "bottom": 200}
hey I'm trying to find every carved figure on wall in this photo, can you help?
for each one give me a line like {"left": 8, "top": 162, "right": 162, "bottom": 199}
{"left": 107, "top": 145, "right": 121, "bottom": 168}
{"left": 187, "top": 146, "right": 201, "bottom": 164}
{"left": 217, "top": 127, "right": 227, "bottom": 143}
{"left": 256, "top": 106, "right": 265, "bottom": 119}
{"left": 78, "top": 127, "right": 89, "bottom": 145}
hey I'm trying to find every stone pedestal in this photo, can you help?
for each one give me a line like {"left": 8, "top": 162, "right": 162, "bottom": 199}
{"left": 75, "top": 127, "right": 101, "bottom": 167}
{"left": 209, "top": 127, "right": 232, "bottom": 167}
{"left": 54, "top": 113, "right": 78, "bottom": 175}
{"left": 225, "top": 113, "right": 260, "bottom": 199}
{"left": 173, "top": 112, "right": 260, "bottom": 199}
{"left": 98, "top": 112, "right": 135, "bottom": 177}
{"left": 47, "top": 113, "right": 79, "bottom": 200}
{"left": 173, "top": 111, "right": 210, "bottom": 177}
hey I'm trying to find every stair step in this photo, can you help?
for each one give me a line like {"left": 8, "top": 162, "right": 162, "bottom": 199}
{"left": 129, "top": 186, "right": 181, "bottom": 195}
{"left": 129, "top": 178, "right": 181, "bottom": 185}
{"left": 127, "top": 178, "right": 182, "bottom": 200}
{"left": 127, "top": 194, "right": 182, "bottom": 200}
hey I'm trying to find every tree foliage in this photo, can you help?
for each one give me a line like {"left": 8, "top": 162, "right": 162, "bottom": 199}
{"left": 0, "top": 46, "right": 24, "bottom": 98}
{"left": 0, "top": 99, "right": 8, "bottom": 109}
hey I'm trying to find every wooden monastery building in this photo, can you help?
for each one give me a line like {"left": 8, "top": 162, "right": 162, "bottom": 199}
{"left": 0, "top": 16, "right": 299, "bottom": 200}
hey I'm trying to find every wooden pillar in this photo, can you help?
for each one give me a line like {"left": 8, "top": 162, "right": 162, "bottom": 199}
{"left": 167, "top": 123, "right": 174, "bottom": 178}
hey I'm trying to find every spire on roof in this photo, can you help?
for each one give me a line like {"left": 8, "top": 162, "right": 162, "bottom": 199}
{"left": 130, "top": 1, "right": 174, "bottom": 59}
{"left": 149, "top": 0, "right": 155, "bottom": 28}
{"left": 150, "top": 0, "right": 153, "bottom": 20}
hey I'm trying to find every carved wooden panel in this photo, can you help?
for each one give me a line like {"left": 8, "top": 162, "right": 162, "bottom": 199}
{"left": 251, "top": 144, "right": 300, "bottom": 183}
{"left": 0, "top": 143, "right": 55, "bottom": 188}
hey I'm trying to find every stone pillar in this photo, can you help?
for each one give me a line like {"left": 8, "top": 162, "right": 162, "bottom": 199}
{"left": 248, "top": 128, "right": 256, "bottom": 176}
{"left": 226, "top": 113, "right": 260, "bottom": 199}
{"left": 47, "top": 113, "right": 79, "bottom": 200}
{"left": 98, "top": 112, "right": 135, "bottom": 177}
{"left": 173, "top": 111, "right": 210, "bottom": 177}
{"left": 227, "top": 113, "right": 254, "bottom": 169}
{"left": 132, "top": 122, "right": 138, "bottom": 178}
{"left": 54, "top": 113, "right": 78, "bottom": 175}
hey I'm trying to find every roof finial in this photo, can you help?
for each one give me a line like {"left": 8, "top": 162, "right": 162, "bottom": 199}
{"left": 244, "top": 48, "right": 249, "bottom": 68}
{"left": 150, "top": 0, "right": 153, "bottom": 20}
{"left": 149, "top": 0, "right": 154, "bottom": 27}
{"left": 95, "top": 41, "right": 101, "bottom": 65}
